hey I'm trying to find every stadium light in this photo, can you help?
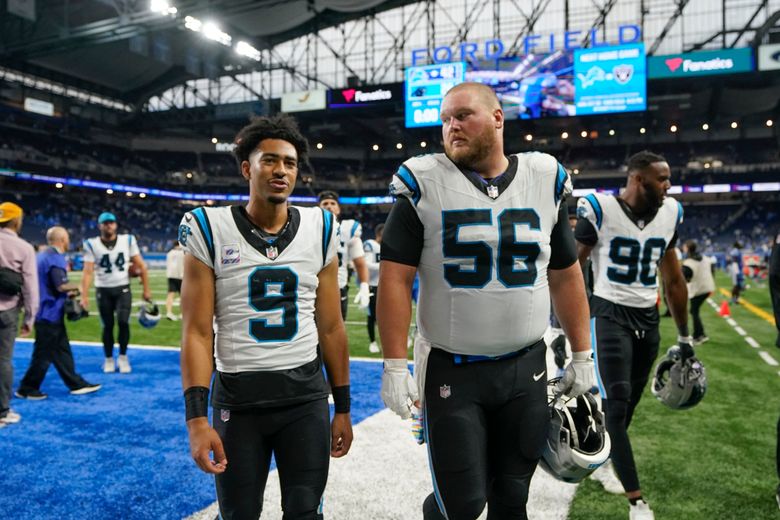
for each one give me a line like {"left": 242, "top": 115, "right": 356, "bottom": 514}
{"left": 704, "top": 163, "right": 711, "bottom": 169}
{"left": 139, "top": 193, "right": 147, "bottom": 199}
{"left": 235, "top": 41, "right": 261, "bottom": 61}
{"left": 561, "top": 132, "right": 568, "bottom": 139}
{"left": 580, "top": 130, "right": 587, "bottom": 138}
{"left": 184, "top": 15, "right": 202, "bottom": 32}
{"left": 316, "top": 143, "right": 323, "bottom": 150}
{"left": 640, "top": 127, "right": 646, "bottom": 134}
{"left": 730, "top": 121, "right": 738, "bottom": 129}
{"left": 126, "top": 192, "right": 133, "bottom": 197}
{"left": 202, "top": 22, "right": 232, "bottom": 46}
{"left": 55, "top": 182, "right": 63, "bottom": 189}
{"left": 702, "top": 123, "right": 709, "bottom": 131}
{"left": 420, "top": 141, "right": 427, "bottom": 148}
{"left": 670, "top": 125, "right": 678, "bottom": 133}
{"left": 211, "top": 137, "right": 218, "bottom": 144}
{"left": 396, "top": 143, "right": 403, "bottom": 149}
{"left": 106, "top": 189, "right": 114, "bottom": 195}
{"left": 372, "top": 144, "right": 379, "bottom": 151}
{"left": 768, "top": 119, "right": 774, "bottom": 127}
{"left": 573, "top": 168, "right": 580, "bottom": 175}
{"left": 609, "top": 129, "right": 615, "bottom": 136}
{"left": 524, "top": 134, "right": 532, "bottom": 141}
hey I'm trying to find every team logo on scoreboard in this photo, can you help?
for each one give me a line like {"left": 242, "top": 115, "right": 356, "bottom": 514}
{"left": 613, "top": 64, "right": 634, "bottom": 84}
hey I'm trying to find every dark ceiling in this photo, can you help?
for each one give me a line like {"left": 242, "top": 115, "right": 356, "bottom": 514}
{"left": 0, "top": 0, "right": 419, "bottom": 107}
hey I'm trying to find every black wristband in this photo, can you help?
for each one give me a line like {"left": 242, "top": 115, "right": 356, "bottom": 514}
{"left": 184, "top": 386, "right": 209, "bottom": 421}
{"left": 332, "top": 385, "right": 351, "bottom": 414}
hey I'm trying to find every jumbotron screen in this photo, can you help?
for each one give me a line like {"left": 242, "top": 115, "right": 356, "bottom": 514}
{"left": 405, "top": 43, "right": 646, "bottom": 123}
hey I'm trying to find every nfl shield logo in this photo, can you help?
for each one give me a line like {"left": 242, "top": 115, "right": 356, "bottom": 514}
{"left": 440, "top": 384, "right": 451, "bottom": 399}
{"left": 487, "top": 185, "right": 499, "bottom": 199}
{"left": 266, "top": 246, "right": 278, "bottom": 259}
{"left": 220, "top": 409, "right": 230, "bottom": 422}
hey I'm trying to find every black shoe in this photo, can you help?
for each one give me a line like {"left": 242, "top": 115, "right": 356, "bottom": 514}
{"left": 70, "top": 383, "right": 102, "bottom": 395}
{"left": 15, "top": 389, "right": 48, "bottom": 400}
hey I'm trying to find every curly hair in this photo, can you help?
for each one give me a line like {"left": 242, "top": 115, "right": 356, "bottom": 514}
{"left": 233, "top": 114, "right": 310, "bottom": 171}
{"left": 627, "top": 150, "right": 667, "bottom": 174}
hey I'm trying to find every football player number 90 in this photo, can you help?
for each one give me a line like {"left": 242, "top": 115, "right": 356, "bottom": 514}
{"left": 248, "top": 267, "right": 299, "bottom": 342}
{"left": 442, "top": 209, "right": 541, "bottom": 288}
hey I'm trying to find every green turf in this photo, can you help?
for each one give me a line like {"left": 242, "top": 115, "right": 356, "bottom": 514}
{"left": 61, "top": 270, "right": 403, "bottom": 358}
{"left": 568, "top": 271, "right": 779, "bottom": 519}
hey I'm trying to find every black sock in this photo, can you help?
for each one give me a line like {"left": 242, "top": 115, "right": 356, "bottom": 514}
{"left": 629, "top": 496, "right": 644, "bottom": 505}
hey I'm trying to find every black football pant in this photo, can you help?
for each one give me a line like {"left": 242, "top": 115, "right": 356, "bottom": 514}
{"left": 214, "top": 398, "right": 330, "bottom": 520}
{"left": 422, "top": 341, "right": 548, "bottom": 520}
{"left": 592, "top": 317, "right": 659, "bottom": 493}
{"left": 96, "top": 285, "right": 132, "bottom": 357}
{"left": 18, "top": 320, "right": 88, "bottom": 392}
{"left": 366, "top": 286, "right": 378, "bottom": 343}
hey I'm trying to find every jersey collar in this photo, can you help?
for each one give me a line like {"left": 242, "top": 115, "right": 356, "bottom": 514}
{"left": 454, "top": 155, "right": 518, "bottom": 200}
{"left": 231, "top": 205, "right": 301, "bottom": 260}
{"left": 615, "top": 196, "right": 660, "bottom": 230}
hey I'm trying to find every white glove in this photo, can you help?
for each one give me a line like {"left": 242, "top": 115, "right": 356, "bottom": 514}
{"left": 555, "top": 350, "right": 594, "bottom": 397}
{"left": 354, "top": 282, "right": 370, "bottom": 310}
{"left": 381, "top": 359, "right": 419, "bottom": 419}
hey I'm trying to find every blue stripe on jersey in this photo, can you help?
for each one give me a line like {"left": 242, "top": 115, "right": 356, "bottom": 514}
{"left": 423, "top": 403, "right": 449, "bottom": 519}
{"left": 191, "top": 208, "right": 215, "bottom": 262}
{"left": 395, "top": 165, "right": 421, "bottom": 205}
{"left": 676, "top": 201, "right": 683, "bottom": 228}
{"left": 554, "top": 163, "right": 567, "bottom": 204}
{"left": 584, "top": 194, "right": 603, "bottom": 230}
{"left": 591, "top": 317, "right": 607, "bottom": 398}
{"left": 321, "top": 208, "right": 333, "bottom": 266}
{"left": 128, "top": 234, "right": 133, "bottom": 251}
{"left": 350, "top": 220, "right": 359, "bottom": 238}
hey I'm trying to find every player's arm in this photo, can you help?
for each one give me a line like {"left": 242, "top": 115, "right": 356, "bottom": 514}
{"left": 180, "top": 253, "right": 225, "bottom": 474}
{"left": 549, "top": 203, "right": 593, "bottom": 397}
{"left": 660, "top": 243, "right": 693, "bottom": 356}
{"left": 348, "top": 236, "right": 370, "bottom": 309}
{"left": 80, "top": 261, "right": 94, "bottom": 308}
{"left": 377, "top": 261, "right": 416, "bottom": 359}
{"left": 315, "top": 258, "right": 353, "bottom": 458}
{"left": 130, "top": 253, "right": 152, "bottom": 302}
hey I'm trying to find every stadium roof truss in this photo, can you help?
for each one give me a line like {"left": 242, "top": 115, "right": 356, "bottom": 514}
{"left": 1, "top": 0, "right": 779, "bottom": 115}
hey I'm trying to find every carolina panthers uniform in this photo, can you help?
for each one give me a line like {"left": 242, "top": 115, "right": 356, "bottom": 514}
{"left": 575, "top": 192, "right": 681, "bottom": 494}
{"left": 178, "top": 204, "right": 338, "bottom": 520}
{"left": 335, "top": 218, "right": 364, "bottom": 318}
{"left": 83, "top": 234, "right": 140, "bottom": 358}
{"left": 363, "top": 238, "right": 381, "bottom": 343}
{"left": 382, "top": 152, "right": 577, "bottom": 520}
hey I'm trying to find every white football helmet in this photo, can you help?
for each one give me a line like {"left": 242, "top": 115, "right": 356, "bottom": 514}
{"left": 652, "top": 346, "right": 707, "bottom": 410}
{"left": 540, "top": 382, "right": 611, "bottom": 483}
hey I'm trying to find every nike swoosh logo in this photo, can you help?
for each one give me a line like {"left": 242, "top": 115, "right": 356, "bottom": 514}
{"left": 533, "top": 371, "right": 545, "bottom": 381}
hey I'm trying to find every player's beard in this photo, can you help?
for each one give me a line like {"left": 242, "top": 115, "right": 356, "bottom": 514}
{"left": 444, "top": 125, "right": 496, "bottom": 171}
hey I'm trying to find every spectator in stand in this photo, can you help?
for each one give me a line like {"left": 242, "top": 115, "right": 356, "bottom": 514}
{"left": 0, "top": 202, "right": 38, "bottom": 427}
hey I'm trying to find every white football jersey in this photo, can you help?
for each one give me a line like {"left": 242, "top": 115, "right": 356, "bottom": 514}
{"left": 166, "top": 247, "right": 184, "bottom": 279}
{"left": 336, "top": 218, "right": 365, "bottom": 288}
{"left": 83, "top": 234, "right": 140, "bottom": 288}
{"left": 390, "top": 152, "right": 571, "bottom": 356}
{"left": 577, "top": 193, "right": 682, "bottom": 308}
{"left": 363, "top": 239, "right": 381, "bottom": 286}
{"left": 178, "top": 205, "right": 338, "bottom": 372}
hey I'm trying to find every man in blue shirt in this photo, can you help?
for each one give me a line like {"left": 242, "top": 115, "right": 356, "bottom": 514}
{"left": 15, "top": 227, "right": 101, "bottom": 400}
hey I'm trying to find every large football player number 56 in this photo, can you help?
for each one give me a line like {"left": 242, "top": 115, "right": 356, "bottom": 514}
{"left": 442, "top": 209, "right": 541, "bottom": 288}
{"left": 248, "top": 267, "right": 298, "bottom": 342}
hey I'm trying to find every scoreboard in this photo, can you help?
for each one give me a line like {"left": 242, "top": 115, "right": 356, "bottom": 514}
{"left": 404, "top": 62, "right": 465, "bottom": 128}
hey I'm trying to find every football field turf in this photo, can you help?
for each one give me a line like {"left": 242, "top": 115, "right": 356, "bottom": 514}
{"left": 9, "top": 269, "right": 780, "bottom": 518}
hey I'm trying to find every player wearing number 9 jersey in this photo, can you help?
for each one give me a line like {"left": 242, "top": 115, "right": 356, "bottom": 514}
{"left": 80, "top": 212, "right": 151, "bottom": 373}
{"left": 575, "top": 150, "right": 691, "bottom": 519}
{"left": 378, "top": 82, "right": 594, "bottom": 520}
{"left": 179, "top": 114, "right": 352, "bottom": 520}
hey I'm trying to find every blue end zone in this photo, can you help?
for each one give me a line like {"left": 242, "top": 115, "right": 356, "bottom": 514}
{"left": 6, "top": 341, "right": 386, "bottom": 520}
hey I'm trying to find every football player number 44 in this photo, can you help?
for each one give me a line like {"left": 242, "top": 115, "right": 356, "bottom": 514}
{"left": 248, "top": 267, "right": 299, "bottom": 342}
{"left": 442, "top": 209, "right": 541, "bottom": 288}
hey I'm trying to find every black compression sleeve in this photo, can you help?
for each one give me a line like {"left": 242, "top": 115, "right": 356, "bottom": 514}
{"left": 380, "top": 196, "right": 424, "bottom": 266}
{"left": 574, "top": 217, "right": 598, "bottom": 246}
{"left": 549, "top": 203, "right": 578, "bottom": 270}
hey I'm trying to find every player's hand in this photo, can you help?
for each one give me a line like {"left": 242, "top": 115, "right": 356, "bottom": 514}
{"left": 381, "top": 359, "right": 419, "bottom": 419}
{"left": 143, "top": 290, "right": 152, "bottom": 302}
{"left": 677, "top": 335, "right": 695, "bottom": 360}
{"left": 187, "top": 418, "right": 228, "bottom": 474}
{"left": 330, "top": 413, "right": 353, "bottom": 458}
{"left": 555, "top": 350, "right": 594, "bottom": 397}
{"left": 353, "top": 282, "right": 370, "bottom": 310}
{"left": 19, "top": 322, "right": 32, "bottom": 337}
{"left": 80, "top": 296, "right": 89, "bottom": 309}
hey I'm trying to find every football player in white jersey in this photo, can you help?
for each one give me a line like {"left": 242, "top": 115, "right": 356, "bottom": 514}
{"left": 363, "top": 224, "right": 382, "bottom": 354}
{"left": 317, "top": 191, "right": 370, "bottom": 319}
{"left": 80, "top": 212, "right": 151, "bottom": 373}
{"left": 179, "top": 115, "right": 352, "bottom": 520}
{"left": 575, "top": 150, "right": 692, "bottom": 520}
{"left": 378, "top": 82, "right": 594, "bottom": 520}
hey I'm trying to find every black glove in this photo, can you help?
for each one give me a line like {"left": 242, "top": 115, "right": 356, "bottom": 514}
{"left": 677, "top": 335, "right": 695, "bottom": 360}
